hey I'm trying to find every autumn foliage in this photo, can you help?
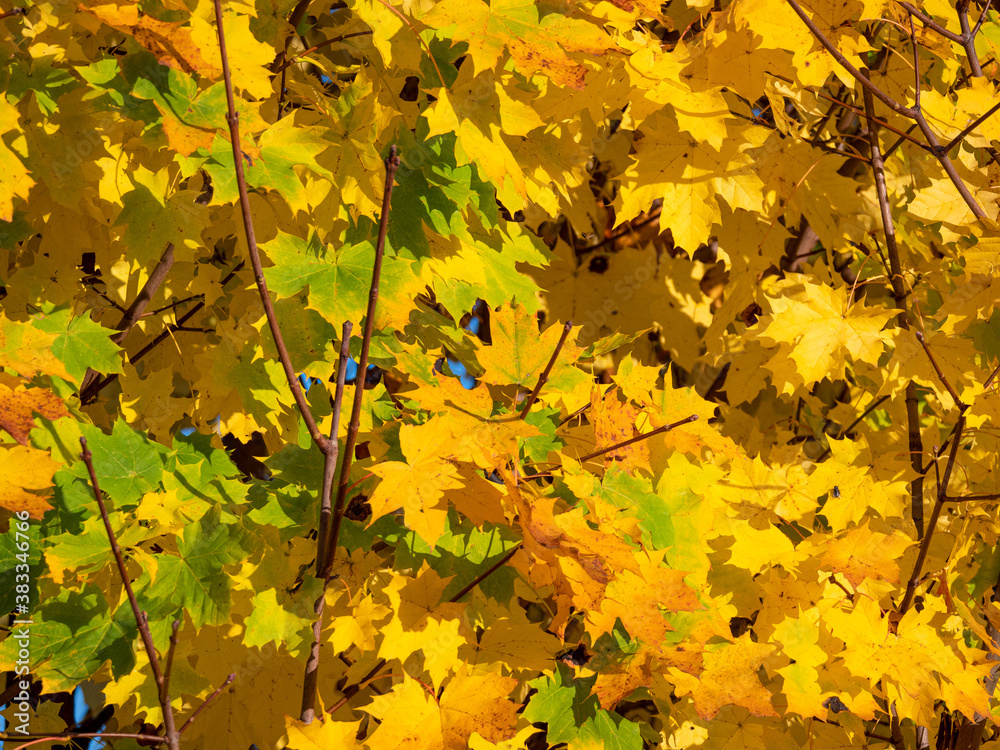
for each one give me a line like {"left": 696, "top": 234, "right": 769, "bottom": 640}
{"left": 2, "top": 0, "right": 1000, "bottom": 747}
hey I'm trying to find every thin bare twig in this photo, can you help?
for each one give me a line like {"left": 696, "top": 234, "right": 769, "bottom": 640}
{"left": 972, "top": 0, "right": 994, "bottom": 37}
{"left": 896, "top": 1, "right": 963, "bottom": 42}
{"left": 915, "top": 330, "right": 967, "bottom": 407}
{"left": 81, "top": 261, "right": 246, "bottom": 404}
{"left": 944, "top": 493, "right": 1000, "bottom": 502}
{"left": 943, "top": 100, "right": 1000, "bottom": 153}
{"left": 274, "top": 30, "right": 374, "bottom": 72}
{"left": 0, "top": 6, "right": 26, "bottom": 19}
{"left": 79, "top": 243, "right": 176, "bottom": 399}
{"left": 958, "top": 0, "right": 987, "bottom": 75}
{"left": 450, "top": 543, "right": 523, "bottom": 602}
{"left": 899, "top": 411, "right": 965, "bottom": 614}
{"left": 321, "top": 146, "right": 401, "bottom": 581}
{"left": 520, "top": 321, "right": 573, "bottom": 419}
{"left": 788, "top": 0, "right": 988, "bottom": 218}
{"left": 178, "top": 674, "right": 235, "bottom": 733}
{"left": 80, "top": 437, "right": 181, "bottom": 750}
{"left": 579, "top": 415, "right": 697, "bottom": 463}
{"left": 213, "top": 0, "right": 328, "bottom": 450}
{"left": 327, "top": 548, "right": 521, "bottom": 715}
{"left": 815, "top": 395, "right": 890, "bottom": 462}
{"left": 899, "top": 330, "right": 971, "bottom": 613}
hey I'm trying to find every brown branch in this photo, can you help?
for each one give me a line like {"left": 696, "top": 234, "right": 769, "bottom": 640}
{"left": 178, "top": 673, "right": 234, "bottom": 733}
{"left": 896, "top": 1, "right": 963, "bottom": 42}
{"left": 316, "top": 321, "right": 353, "bottom": 576}
{"left": 519, "top": 321, "right": 573, "bottom": 420}
{"left": 79, "top": 243, "right": 175, "bottom": 399}
{"left": 783, "top": 0, "right": 914, "bottom": 116}
{"left": 160, "top": 619, "right": 181, "bottom": 706}
{"left": 958, "top": 0, "right": 987, "bottom": 75}
{"left": 899, "top": 330, "right": 971, "bottom": 614}
{"left": 913, "top": 106, "right": 988, "bottom": 218}
{"left": 915, "top": 330, "right": 967, "bottom": 407}
{"left": 320, "top": 146, "right": 401, "bottom": 581}
{"left": 789, "top": 1, "right": 987, "bottom": 218}
{"left": 972, "top": 0, "right": 994, "bottom": 36}
{"left": 212, "top": 0, "right": 328, "bottom": 451}
{"left": 944, "top": 493, "right": 1000, "bottom": 502}
{"left": 81, "top": 261, "right": 245, "bottom": 404}
{"left": 0, "top": 6, "right": 26, "bottom": 19}
{"left": 772, "top": 73, "right": 930, "bottom": 150}
{"left": 815, "top": 394, "right": 890, "bottom": 462}
{"left": 986, "top": 361, "right": 1000, "bottom": 390}
{"left": 274, "top": 30, "right": 374, "bottom": 72}
{"left": 900, "top": 17, "right": 988, "bottom": 216}
{"left": 327, "top": 546, "right": 521, "bottom": 715}
{"left": 80, "top": 437, "right": 181, "bottom": 750}
{"left": 863, "top": 87, "right": 927, "bottom": 537}
{"left": 899, "top": 411, "right": 965, "bottom": 614}
{"left": 301, "top": 321, "right": 352, "bottom": 723}
{"left": 450, "top": 543, "right": 523, "bottom": 602}
{"left": 943, "top": 99, "right": 1000, "bottom": 153}
{"left": 579, "top": 415, "right": 697, "bottom": 463}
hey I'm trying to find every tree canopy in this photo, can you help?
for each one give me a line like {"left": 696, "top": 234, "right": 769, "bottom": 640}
{"left": 2, "top": 0, "right": 1000, "bottom": 747}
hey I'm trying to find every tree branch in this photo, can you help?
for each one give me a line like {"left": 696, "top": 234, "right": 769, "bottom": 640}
{"left": 79, "top": 243, "right": 175, "bottom": 400}
{"left": 212, "top": 0, "right": 329, "bottom": 450}
{"left": 519, "top": 321, "right": 573, "bottom": 419}
{"left": 863, "top": 87, "right": 926, "bottom": 537}
{"left": 319, "top": 146, "right": 400, "bottom": 581}
{"left": 579, "top": 415, "right": 698, "bottom": 463}
{"left": 301, "top": 321, "right": 352, "bottom": 723}
{"left": 80, "top": 437, "right": 181, "bottom": 750}
{"left": 783, "top": 0, "right": 914, "bottom": 116}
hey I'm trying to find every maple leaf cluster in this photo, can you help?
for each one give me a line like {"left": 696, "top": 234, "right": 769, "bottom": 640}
{"left": 1, "top": 0, "right": 1000, "bottom": 748}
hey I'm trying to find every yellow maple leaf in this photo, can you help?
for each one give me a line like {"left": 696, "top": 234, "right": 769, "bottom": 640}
{"left": 819, "top": 521, "right": 911, "bottom": 590}
{"left": 284, "top": 715, "right": 363, "bottom": 750}
{"left": 368, "top": 419, "right": 464, "bottom": 548}
{"left": 365, "top": 666, "right": 518, "bottom": 749}
{"left": 589, "top": 385, "right": 650, "bottom": 473}
{"left": 688, "top": 634, "right": 777, "bottom": 719}
{"left": 420, "top": 0, "right": 617, "bottom": 89}
{"left": 753, "top": 275, "right": 896, "bottom": 389}
{"left": 0, "top": 444, "right": 57, "bottom": 517}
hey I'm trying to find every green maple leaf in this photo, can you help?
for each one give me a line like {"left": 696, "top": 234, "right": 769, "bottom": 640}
{"left": 78, "top": 420, "right": 162, "bottom": 508}
{"left": 524, "top": 662, "right": 642, "bottom": 749}
{"left": 32, "top": 305, "right": 124, "bottom": 387}
{"left": 137, "top": 506, "right": 253, "bottom": 628}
